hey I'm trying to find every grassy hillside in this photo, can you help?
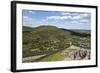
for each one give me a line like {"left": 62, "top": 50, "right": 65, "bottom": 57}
{"left": 23, "top": 26, "right": 34, "bottom": 31}
{"left": 22, "top": 25, "right": 91, "bottom": 59}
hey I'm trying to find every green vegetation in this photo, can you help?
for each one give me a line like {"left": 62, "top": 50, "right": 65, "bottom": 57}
{"left": 22, "top": 25, "right": 91, "bottom": 62}
{"left": 37, "top": 52, "right": 64, "bottom": 62}
{"left": 23, "top": 25, "right": 71, "bottom": 57}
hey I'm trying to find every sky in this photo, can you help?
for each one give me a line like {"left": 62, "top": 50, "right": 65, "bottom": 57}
{"left": 22, "top": 10, "right": 91, "bottom": 30}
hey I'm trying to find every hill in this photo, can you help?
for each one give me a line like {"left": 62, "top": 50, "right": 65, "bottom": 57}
{"left": 23, "top": 26, "right": 34, "bottom": 31}
{"left": 22, "top": 25, "right": 91, "bottom": 58}
{"left": 61, "top": 28, "right": 90, "bottom": 37}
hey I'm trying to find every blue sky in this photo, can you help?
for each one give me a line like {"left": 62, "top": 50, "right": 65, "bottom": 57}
{"left": 22, "top": 10, "right": 91, "bottom": 30}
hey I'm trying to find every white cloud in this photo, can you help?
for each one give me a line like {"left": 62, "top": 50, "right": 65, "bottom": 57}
{"left": 61, "top": 16, "right": 72, "bottom": 19}
{"left": 23, "top": 16, "right": 29, "bottom": 19}
{"left": 46, "top": 16, "right": 72, "bottom": 20}
{"left": 47, "top": 16, "right": 60, "bottom": 20}
{"left": 28, "top": 11, "right": 35, "bottom": 14}
{"left": 61, "top": 12, "right": 71, "bottom": 15}
{"left": 79, "top": 19, "right": 89, "bottom": 23}
{"left": 46, "top": 15, "right": 81, "bottom": 20}
{"left": 23, "top": 16, "right": 39, "bottom": 27}
{"left": 70, "top": 20, "right": 78, "bottom": 24}
{"left": 80, "top": 13, "right": 90, "bottom": 17}
{"left": 23, "top": 16, "right": 33, "bottom": 22}
{"left": 61, "top": 12, "right": 80, "bottom": 16}
{"left": 73, "top": 15, "right": 81, "bottom": 19}
{"left": 46, "top": 12, "right": 90, "bottom": 21}
{"left": 72, "top": 13, "right": 90, "bottom": 20}
{"left": 23, "top": 16, "right": 32, "bottom": 26}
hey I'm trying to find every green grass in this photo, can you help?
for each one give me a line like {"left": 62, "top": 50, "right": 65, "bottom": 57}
{"left": 38, "top": 52, "right": 64, "bottom": 62}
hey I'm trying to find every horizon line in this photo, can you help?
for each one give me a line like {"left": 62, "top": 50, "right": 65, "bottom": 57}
{"left": 23, "top": 25, "right": 91, "bottom": 30}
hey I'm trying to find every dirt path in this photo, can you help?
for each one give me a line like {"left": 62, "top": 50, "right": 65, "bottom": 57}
{"left": 22, "top": 54, "right": 47, "bottom": 62}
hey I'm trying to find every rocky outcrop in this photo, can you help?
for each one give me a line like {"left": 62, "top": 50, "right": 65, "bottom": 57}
{"left": 71, "top": 50, "right": 90, "bottom": 60}
{"left": 60, "top": 45, "right": 91, "bottom": 60}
